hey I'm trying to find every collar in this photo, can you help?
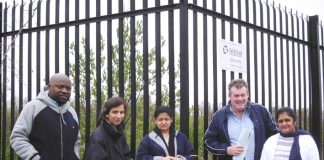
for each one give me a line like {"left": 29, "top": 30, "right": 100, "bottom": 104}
{"left": 48, "top": 97, "right": 59, "bottom": 106}
{"left": 225, "top": 102, "right": 251, "bottom": 115}
{"left": 103, "top": 120, "right": 124, "bottom": 138}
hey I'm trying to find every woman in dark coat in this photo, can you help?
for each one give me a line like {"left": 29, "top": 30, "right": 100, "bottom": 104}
{"left": 84, "top": 97, "right": 131, "bottom": 160}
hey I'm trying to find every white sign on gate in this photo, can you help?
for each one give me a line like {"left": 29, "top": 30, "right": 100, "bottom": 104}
{"left": 218, "top": 39, "right": 246, "bottom": 73}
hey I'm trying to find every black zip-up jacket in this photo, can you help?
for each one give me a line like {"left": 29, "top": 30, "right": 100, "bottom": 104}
{"left": 204, "top": 102, "right": 278, "bottom": 160}
{"left": 84, "top": 121, "right": 131, "bottom": 160}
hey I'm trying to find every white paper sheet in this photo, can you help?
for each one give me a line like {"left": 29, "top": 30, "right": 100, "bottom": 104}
{"left": 232, "top": 128, "right": 252, "bottom": 160}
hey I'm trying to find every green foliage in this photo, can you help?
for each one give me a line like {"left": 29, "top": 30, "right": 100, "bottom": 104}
{"left": 1, "top": 105, "right": 20, "bottom": 160}
{"left": 68, "top": 18, "right": 179, "bottom": 157}
{"left": 189, "top": 115, "right": 205, "bottom": 159}
{"left": 69, "top": 35, "right": 107, "bottom": 104}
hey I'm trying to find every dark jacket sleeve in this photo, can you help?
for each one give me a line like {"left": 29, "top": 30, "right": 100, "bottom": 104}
{"left": 204, "top": 113, "right": 230, "bottom": 156}
{"left": 177, "top": 132, "right": 197, "bottom": 160}
{"left": 122, "top": 136, "right": 132, "bottom": 159}
{"left": 261, "top": 107, "right": 279, "bottom": 137}
{"left": 136, "top": 136, "right": 155, "bottom": 160}
{"left": 83, "top": 131, "right": 107, "bottom": 160}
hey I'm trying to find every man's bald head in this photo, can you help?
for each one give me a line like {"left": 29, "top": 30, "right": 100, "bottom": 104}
{"left": 49, "top": 73, "right": 71, "bottom": 86}
{"left": 48, "top": 73, "right": 72, "bottom": 105}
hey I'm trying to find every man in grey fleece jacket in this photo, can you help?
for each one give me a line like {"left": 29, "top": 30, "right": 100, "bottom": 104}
{"left": 10, "top": 73, "right": 80, "bottom": 160}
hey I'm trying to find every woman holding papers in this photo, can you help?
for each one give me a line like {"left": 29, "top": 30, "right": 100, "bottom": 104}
{"left": 136, "top": 106, "right": 197, "bottom": 160}
{"left": 260, "top": 107, "right": 319, "bottom": 160}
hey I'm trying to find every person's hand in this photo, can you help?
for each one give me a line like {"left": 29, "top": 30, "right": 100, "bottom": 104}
{"left": 161, "top": 156, "right": 175, "bottom": 160}
{"left": 161, "top": 156, "right": 181, "bottom": 160}
{"left": 227, "top": 144, "right": 244, "bottom": 156}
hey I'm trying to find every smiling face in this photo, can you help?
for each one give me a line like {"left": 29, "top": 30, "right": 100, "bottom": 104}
{"left": 155, "top": 112, "right": 173, "bottom": 133}
{"left": 277, "top": 112, "right": 296, "bottom": 134}
{"left": 229, "top": 86, "right": 249, "bottom": 113}
{"left": 106, "top": 104, "right": 125, "bottom": 128}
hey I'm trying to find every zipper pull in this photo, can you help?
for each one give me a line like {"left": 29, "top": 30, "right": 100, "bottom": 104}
{"left": 59, "top": 108, "right": 67, "bottom": 125}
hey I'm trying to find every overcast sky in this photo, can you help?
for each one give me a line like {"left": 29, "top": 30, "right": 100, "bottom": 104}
{"left": 1, "top": 0, "right": 323, "bottom": 21}
{"left": 274, "top": 0, "right": 324, "bottom": 22}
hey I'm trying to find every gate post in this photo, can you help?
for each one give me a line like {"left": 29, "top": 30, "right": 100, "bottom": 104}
{"left": 0, "top": 2, "right": 2, "bottom": 159}
{"left": 308, "top": 15, "right": 322, "bottom": 153}
{"left": 179, "top": 0, "right": 189, "bottom": 136}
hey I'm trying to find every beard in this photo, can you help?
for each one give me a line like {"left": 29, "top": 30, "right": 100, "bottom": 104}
{"left": 50, "top": 95, "right": 70, "bottom": 106}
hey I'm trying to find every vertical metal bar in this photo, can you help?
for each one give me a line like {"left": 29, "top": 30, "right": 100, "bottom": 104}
{"left": 238, "top": 0, "right": 241, "bottom": 42}
{"left": 96, "top": 0, "right": 101, "bottom": 126}
{"left": 1, "top": 4, "right": 8, "bottom": 160}
{"left": 168, "top": 0, "right": 175, "bottom": 117}
{"left": 296, "top": 11, "right": 302, "bottom": 128}
{"left": 221, "top": 0, "right": 226, "bottom": 106}
{"left": 10, "top": 3, "right": 16, "bottom": 159}
{"left": 291, "top": 9, "right": 296, "bottom": 111}
{"left": 285, "top": 7, "right": 290, "bottom": 107}
{"left": 210, "top": 0, "right": 217, "bottom": 159}
{"left": 118, "top": 0, "right": 124, "bottom": 97}
{"left": 246, "top": 0, "right": 251, "bottom": 92}
{"left": 260, "top": 0, "right": 265, "bottom": 106}
{"left": 27, "top": 0, "right": 32, "bottom": 100}
{"left": 142, "top": 0, "right": 149, "bottom": 136}
{"left": 45, "top": 0, "right": 50, "bottom": 84}
{"left": 253, "top": 0, "right": 258, "bottom": 102}
{"left": 230, "top": 0, "right": 233, "bottom": 40}
{"left": 74, "top": 0, "right": 80, "bottom": 119}
{"left": 302, "top": 13, "right": 307, "bottom": 129}
{"left": 167, "top": 0, "right": 176, "bottom": 143}
{"left": 65, "top": 0, "right": 69, "bottom": 76}
{"left": 85, "top": 0, "right": 91, "bottom": 147}
{"left": 273, "top": 1, "right": 278, "bottom": 112}
{"left": 228, "top": 0, "right": 234, "bottom": 88}
{"left": 322, "top": 24, "right": 324, "bottom": 160}
{"left": 238, "top": 0, "right": 242, "bottom": 78}
{"left": 0, "top": 2, "right": 2, "bottom": 158}
{"left": 308, "top": 15, "right": 322, "bottom": 153}
{"left": 307, "top": 17, "right": 311, "bottom": 131}
{"left": 212, "top": 0, "right": 218, "bottom": 112}
{"left": 203, "top": 0, "right": 209, "bottom": 157}
{"left": 107, "top": 0, "right": 112, "bottom": 98}
{"left": 0, "top": 3, "right": 2, "bottom": 158}
{"left": 279, "top": 4, "right": 284, "bottom": 107}
{"left": 192, "top": 0, "right": 199, "bottom": 155}
{"left": 221, "top": 0, "right": 225, "bottom": 27}
{"left": 36, "top": 0, "right": 41, "bottom": 94}
{"left": 130, "top": 0, "right": 136, "bottom": 157}
{"left": 220, "top": 65, "right": 226, "bottom": 108}
{"left": 179, "top": 0, "right": 189, "bottom": 136}
{"left": 0, "top": 2, "right": 3, "bottom": 141}
{"left": 19, "top": 2, "right": 24, "bottom": 113}
{"left": 230, "top": 72, "right": 234, "bottom": 80}
{"left": 55, "top": 0, "right": 59, "bottom": 73}
{"left": 155, "top": 0, "right": 161, "bottom": 107}
{"left": 266, "top": 0, "right": 272, "bottom": 113}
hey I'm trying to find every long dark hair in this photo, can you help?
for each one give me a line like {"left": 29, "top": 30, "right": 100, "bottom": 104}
{"left": 99, "top": 97, "right": 128, "bottom": 123}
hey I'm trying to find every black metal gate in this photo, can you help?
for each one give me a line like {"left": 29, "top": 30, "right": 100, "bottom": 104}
{"left": 1, "top": 0, "right": 323, "bottom": 159}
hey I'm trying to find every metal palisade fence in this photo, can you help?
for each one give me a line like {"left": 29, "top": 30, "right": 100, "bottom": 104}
{"left": 0, "top": 0, "right": 323, "bottom": 159}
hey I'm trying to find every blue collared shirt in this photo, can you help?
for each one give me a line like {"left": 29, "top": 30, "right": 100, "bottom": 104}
{"left": 228, "top": 107, "right": 255, "bottom": 160}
